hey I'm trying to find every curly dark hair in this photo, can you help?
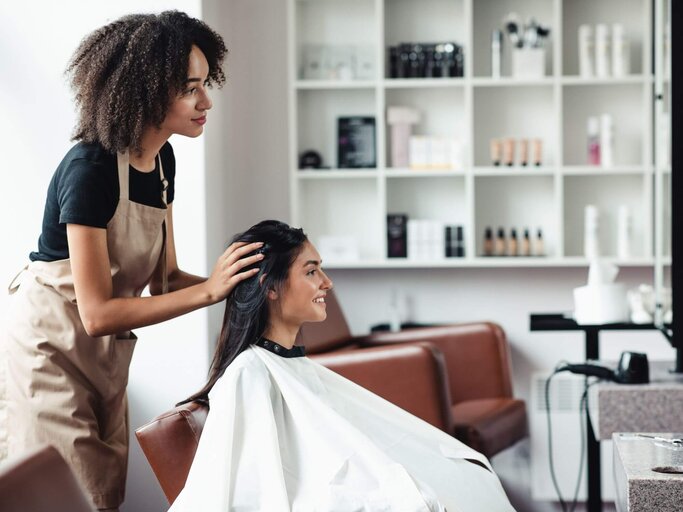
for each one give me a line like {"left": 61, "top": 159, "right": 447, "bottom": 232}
{"left": 66, "top": 10, "right": 227, "bottom": 153}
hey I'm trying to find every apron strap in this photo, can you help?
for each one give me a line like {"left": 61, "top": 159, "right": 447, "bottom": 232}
{"left": 7, "top": 265, "right": 28, "bottom": 295}
{"left": 116, "top": 150, "right": 130, "bottom": 200}
{"left": 158, "top": 153, "right": 168, "bottom": 294}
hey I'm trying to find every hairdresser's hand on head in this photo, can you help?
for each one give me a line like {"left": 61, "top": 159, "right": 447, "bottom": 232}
{"left": 203, "top": 241, "right": 265, "bottom": 303}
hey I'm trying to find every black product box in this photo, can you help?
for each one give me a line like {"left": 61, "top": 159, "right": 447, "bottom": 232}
{"left": 387, "top": 214, "right": 408, "bottom": 258}
{"left": 338, "top": 117, "right": 376, "bottom": 168}
{"left": 445, "top": 225, "right": 465, "bottom": 257}
{"left": 388, "top": 42, "right": 464, "bottom": 79}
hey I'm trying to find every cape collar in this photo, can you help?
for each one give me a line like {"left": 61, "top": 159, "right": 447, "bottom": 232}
{"left": 255, "top": 337, "right": 306, "bottom": 358}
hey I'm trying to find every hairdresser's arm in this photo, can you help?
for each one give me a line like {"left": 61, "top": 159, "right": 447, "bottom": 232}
{"left": 67, "top": 223, "right": 263, "bottom": 337}
{"left": 149, "top": 203, "right": 205, "bottom": 294}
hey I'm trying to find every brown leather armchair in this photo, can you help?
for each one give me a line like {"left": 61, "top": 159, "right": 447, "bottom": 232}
{"left": 0, "top": 444, "right": 95, "bottom": 512}
{"left": 136, "top": 341, "right": 451, "bottom": 504}
{"left": 299, "top": 291, "right": 528, "bottom": 458}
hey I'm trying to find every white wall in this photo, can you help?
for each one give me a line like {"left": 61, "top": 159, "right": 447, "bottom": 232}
{"left": 0, "top": 3, "right": 210, "bottom": 511}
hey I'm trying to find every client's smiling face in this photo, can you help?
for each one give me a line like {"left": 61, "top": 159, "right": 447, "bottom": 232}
{"left": 275, "top": 241, "right": 333, "bottom": 326}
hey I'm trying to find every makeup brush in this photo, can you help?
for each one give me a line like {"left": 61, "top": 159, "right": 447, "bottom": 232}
{"left": 503, "top": 12, "right": 523, "bottom": 48}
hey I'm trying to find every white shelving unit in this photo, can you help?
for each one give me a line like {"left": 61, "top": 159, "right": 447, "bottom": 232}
{"left": 287, "top": 0, "right": 665, "bottom": 269}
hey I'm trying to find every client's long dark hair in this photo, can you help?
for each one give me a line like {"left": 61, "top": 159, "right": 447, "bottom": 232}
{"left": 179, "top": 220, "right": 308, "bottom": 406}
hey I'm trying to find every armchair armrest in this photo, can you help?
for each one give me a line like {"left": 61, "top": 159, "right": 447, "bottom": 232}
{"left": 358, "top": 322, "right": 513, "bottom": 403}
{"left": 311, "top": 342, "right": 453, "bottom": 433}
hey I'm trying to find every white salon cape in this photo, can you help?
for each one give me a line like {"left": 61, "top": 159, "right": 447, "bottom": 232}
{"left": 169, "top": 341, "right": 515, "bottom": 512}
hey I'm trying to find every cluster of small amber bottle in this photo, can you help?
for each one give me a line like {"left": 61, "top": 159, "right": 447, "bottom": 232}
{"left": 482, "top": 227, "right": 544, "bottom": 257}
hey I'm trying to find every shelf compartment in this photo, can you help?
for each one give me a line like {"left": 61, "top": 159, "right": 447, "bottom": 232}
{"left": 562, "top": 0, "right": 647, "bottom": 77}
{"left": 384, "top": 0, "right": 466, "bottom": 49}
{"left": 386, "top": 176, "right": 467, "bottom": 225}
{"left": 563, "top": 174, "right": 648, "bottom": 258}
{"left": 299, "top": 178, "right": 382, "bottom": 262}
{"left": 562, "top": 83, "right": 645, "bottom": 166}
{"left": 474, "top": 175, "right": 556, "bottom": 257}
{"left": 385, "top": 87, "right": 466, "bottom": 171}
{"left": 295, "top": 0, "right": 377, "bottom": 81}
{"left": 384, "top": 0, "right": 466, "bottom": 79}
{"left": 473, "top": 86, "right": 556, "bottom": 167}
{"left": 297, "top": 88, "right": 376, "bottom": 170}
{"left": 472, "top": 0, "right": 555, "bottom": 78}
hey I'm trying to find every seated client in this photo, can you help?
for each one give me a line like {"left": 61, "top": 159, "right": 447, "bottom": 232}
{"left": 170, "top": 220, "right": 515, "bottom": 511}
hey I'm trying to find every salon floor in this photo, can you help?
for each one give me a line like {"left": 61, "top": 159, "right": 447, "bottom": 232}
{"left": 493, "top": 441, "right": 617, "bottom": 512}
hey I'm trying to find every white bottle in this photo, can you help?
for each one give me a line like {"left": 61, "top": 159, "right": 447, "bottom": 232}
{"left": 611, "top": 24, "right": 630, "bottom": 77}
{"left": 491, "top": 30, "right": 502, "bottom": 79}
{"left": 600, "top": 114, "right": 614, "bottom": 168}
{"left": 389, "top": 288, "right": 401, "bottom": 332}
{"left": 595, "top": 24, "right": 610, "bottom": 77}
{"left": 578, "top": 24, "right": 594, "bottom": 78}
{"left": 617, "top": 205, "right": 631, "bottom": 259}
{"left": 584, "top": 205, "right": 600, "bottom": 259}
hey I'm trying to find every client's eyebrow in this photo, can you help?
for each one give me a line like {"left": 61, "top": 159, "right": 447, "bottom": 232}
{"left": 185, "top": 77, "right": 204, "bottom": 84}
{"left": 303, "top": 260, "right": 321, "bottom": 267}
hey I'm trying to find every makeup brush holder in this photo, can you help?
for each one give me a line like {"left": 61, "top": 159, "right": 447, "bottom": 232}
{"left": 512, "top": 48, "right": 545, "bottom": 79}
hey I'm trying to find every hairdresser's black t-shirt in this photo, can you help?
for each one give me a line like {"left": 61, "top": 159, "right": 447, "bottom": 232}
{"left": 29, "top": 141, "right": 176, "bottom": 262}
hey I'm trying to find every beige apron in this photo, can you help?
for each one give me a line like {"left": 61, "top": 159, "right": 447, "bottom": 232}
{"left": 2, "top": 150, "right": 168, "bottom": 509}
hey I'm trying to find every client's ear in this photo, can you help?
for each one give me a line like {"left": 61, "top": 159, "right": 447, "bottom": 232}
{"left": 259, "top": 274, "right": 279, "bottom": 301}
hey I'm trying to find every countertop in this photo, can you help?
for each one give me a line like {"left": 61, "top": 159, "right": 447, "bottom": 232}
{"left": 613, "top": 433, "right": 683, "bottom": 512}
{"left": 589, "top": 362, "right": 683, "bottom": 441}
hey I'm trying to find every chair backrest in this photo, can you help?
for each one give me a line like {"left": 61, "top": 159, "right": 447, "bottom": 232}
{"left": 135, "top": 401, "right": 209, "bottom": 504}
{"left": 297, "top": 289, "right": 353, "bottom": 353}
{"left": 367, "top": 322, "right": 513, "bottom": 404}
{"left": 0, "top": 444, "right": 95, "bottom": 512}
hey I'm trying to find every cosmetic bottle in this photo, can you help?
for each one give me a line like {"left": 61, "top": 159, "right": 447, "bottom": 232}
{"left": 389, "top": 288, "right": 401, "bottom": 332}
{"left": 584, "top": 205, "right": 600, "bottom": 259}
{"left": 532, "top": 139, "right": 543, "bottom": 166}
{"left": 617, "top": 205, "right": 631, "bottom": 259}
{"left": 535, "top": 228, "right": 545, "bottom": 257}
{"left": 587, "top": 117, "right": 601, "bottom": 166}
{"left": 495, "top": 227, "right": 506, "bottom": 256}
{"left": 600, "top": 114, "right": 613, "bottom": 168}
{"left": 578, "top": 24, "right": 594, "bottom": 78}
{"left": 503, "top": 138, "right": 515, "bottom": 167}
{"left": 491, "top": 30, "right": 502, "bottom": 79}
{"left": 490, "top": 139, "right": 502, "bottom": 166}
{"left": 455, "top": 226, "right": 465, "bottom": 257}
{"left": 611, "top": 24, "right": 630, "bottom": 77}
{"left": 522, "top": 228, "right": 531, "bottom": 256}
{"left": 483, "top": 227, "right": 494, "bottom": 256}
{"left": 445, "top": 225, "right": 462, "bottom": 257}
{"left": 508, "top": 228, "right": 518, "bottom": 256}
{"left": 519, "top": 139, "right": 529, "bottom": 166}
{"left": 595, "top": 24, "right": 610, "bottom": 77}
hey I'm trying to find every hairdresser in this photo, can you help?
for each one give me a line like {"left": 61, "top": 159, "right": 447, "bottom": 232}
{"left": 1, "top": 11, "right": 263, "bottom": 511}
